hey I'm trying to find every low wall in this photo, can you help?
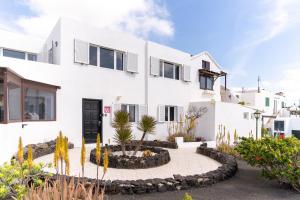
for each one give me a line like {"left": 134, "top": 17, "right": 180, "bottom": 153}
{"left": 90, "top": 145, "right": 171, "bottom": 169}
{"left": 12, "top": 140, "right": 74, "bottom": 161}
{"left": 58, "top": 143, "right": 237, "bottom": 195}
{"left": 130, "top": 140, "right": 178, "bottom": 149}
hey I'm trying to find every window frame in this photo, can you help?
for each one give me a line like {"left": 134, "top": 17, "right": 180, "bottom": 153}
{"left": 202, "top": 60, "right": 210, "bottom": 70}
{"left": 121, "top": 104, "right": 137, "bottom": 123}
{"left": 0, "top": 68, "right": 59, "bottom": 124}
{"left": 165, "top": 105, "right": 176, "bottom": 122}
{"left": 116, "top": 51, "right": 125, "bottom": 71}
{"left": 265, "top": 97, "right": 270, "bottom": 107}
{"left": 274, "top": 120, "right": 284, "bottom": 131}
{"left": 159, "top": 60, "right": 181, "bottom": 80}
{"left": 200, "top": 75, "right": 214, "bottom": 90}
{"left": 100, "top": 47, "right": 115, "bottom": 69}
{"left": 89, "top": 45, "right": 98, "bottom": 66}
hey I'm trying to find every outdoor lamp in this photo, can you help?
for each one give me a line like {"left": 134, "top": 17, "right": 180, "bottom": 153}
{"left": 254, "top": 110, "right": 261, "bottom": 140}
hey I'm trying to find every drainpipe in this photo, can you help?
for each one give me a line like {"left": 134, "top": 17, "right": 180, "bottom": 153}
{"left": 144, "top": 41, "right": 149, "bottom": 114}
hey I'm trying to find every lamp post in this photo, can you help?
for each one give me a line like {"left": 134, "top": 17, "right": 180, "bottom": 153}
{"left": 254, "top": 110, "right": 261, "bottom": 140}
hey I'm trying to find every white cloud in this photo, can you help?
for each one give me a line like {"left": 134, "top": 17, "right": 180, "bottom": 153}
{"left": 5, "top": 0, "right": 174, "bottom": 39}
{"left": 228, "top": 0, "right": 300, "bottom": 80}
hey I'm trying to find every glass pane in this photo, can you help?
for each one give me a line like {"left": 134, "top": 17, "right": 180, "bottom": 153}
{"left": 200, "top": 76, "right": 206, "bottom": 89}
{"left": 100, "top": 48, "right": 114, "bottom": 69}
{"left": 25, "top": 88, "right": 55, "bottom": 121}
{"left": 3, "top": 49, "right": 25, "bottom": 60}
{"left": 8, "top": 83, "right": 21, "bottom": 121}
{"left": 207, "top": 77, "right": 214, "bottom": 90}
{"left": 28, "top": 53, "right": 37, "bottom": 61}
{"left": 0, "top": 78, "right": 4, "bottom": 122}
{"left": 170, "top": 106, "right": 175, "bottom": 121}
{"left": 121, "top": 104, "right": 127, "bottom": 112}
{"left": 159, "top": 61, "right": 163, "bottom": 77}
{"left": 164, "top": 62, "right": 174, "bottom": 79}
{"left": 48, "top": 48, "right": 53, "bottom": 64}
{"left": 175, "top": 65, "right": 180, "bottom": 80}
{"left": 128, "top": 105, "right": 135, "bottom": 122}
{"left": 116, "top": 51, "right": 124, "bottom": 71}
{"left": 165, "top": 106, "right": 168, "bottom": 121}
{"left": 89, "top": 46, "right": 98, "bottom": 66}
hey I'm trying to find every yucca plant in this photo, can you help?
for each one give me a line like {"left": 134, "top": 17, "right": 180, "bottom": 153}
{"left": 133, "top": 115, "right": 156, "bottom": 156}
{"left": 112, "top": 111, "right": 132, "bottom": 156}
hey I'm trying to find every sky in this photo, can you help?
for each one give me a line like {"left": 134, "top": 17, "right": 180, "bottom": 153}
{"left": 0, "top": 0, "right": 300, "bottom": 105}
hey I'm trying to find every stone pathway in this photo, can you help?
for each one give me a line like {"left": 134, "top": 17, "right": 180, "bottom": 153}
{"left": 35, "top": 147, "right": 221, "bottom": 180}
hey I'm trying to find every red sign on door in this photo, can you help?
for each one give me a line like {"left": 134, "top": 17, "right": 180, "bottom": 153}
{"left": 104, "top": 106, "right": 111, "bottom": 113}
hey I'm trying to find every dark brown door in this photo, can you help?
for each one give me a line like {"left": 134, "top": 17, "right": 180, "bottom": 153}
{"left": 82, "top": 99, "right": 102, "bottom": 143}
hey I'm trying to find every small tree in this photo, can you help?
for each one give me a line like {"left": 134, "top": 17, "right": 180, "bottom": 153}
{"left": 112, "top": 110, "right": 132, "bottom": 156}
{"left": 185, "top": 106, "right": 207, "bottom": 135}
{"left": 133, "top": 115, "right": 157, "bottom": 156}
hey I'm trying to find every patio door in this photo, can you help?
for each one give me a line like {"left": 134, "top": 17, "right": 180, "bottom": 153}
{"left": 82, "top": 99, "right": 102, "bottom": 143}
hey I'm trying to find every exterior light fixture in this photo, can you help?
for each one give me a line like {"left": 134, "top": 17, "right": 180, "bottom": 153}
{"left": 254, "top": 110, "right": 261, "bottom": 140}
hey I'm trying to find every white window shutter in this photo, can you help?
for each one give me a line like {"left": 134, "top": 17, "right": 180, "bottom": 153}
{"left": 157, "top": 105, "right": 165, "bottom": 122}
{"left": 150, "top": 57, "right": 160, "bottom": 76}
{"left": 183, "top": 65, "right": 191, "bottom": 82}
{"left": 176, "top": 106, "right": 184, "bottom": 122}
{"left": 138, "top": 105, "right": 147, "bottom": 121}
{"left": 74, "top": 39, "right": 89, "bottom": 64}
{"left": 125, "top": 52, "right": 138, "bottom": 73}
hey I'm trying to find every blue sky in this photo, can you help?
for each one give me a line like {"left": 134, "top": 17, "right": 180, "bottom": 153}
{"left": 1, "top": 0, "right": 300, "bottom": 104}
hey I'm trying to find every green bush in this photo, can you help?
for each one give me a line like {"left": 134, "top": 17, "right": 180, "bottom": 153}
{"left": 235, "top": 136, "right": 300, "bottom": 192}
{"left": 0, "top": 160, "right": 51, "bottom": 199}
{"left": 183, "top": 193, "right": 193, "bottom": 200}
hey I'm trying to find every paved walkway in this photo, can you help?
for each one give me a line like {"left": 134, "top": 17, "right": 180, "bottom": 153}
{"left": 108, "top": 160, "right": 299, "bottom": 200}
{"left": 35, "top": 147, "right": 221, "bottom": 180}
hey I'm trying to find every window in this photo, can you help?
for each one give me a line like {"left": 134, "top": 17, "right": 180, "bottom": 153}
{"left": 164, "top": 62, "right": 174, "bottom": 79}
{"left": 175, "top": 65, "right": 180, "bottom": 80}
{"left": 243, "top": 112, "right": 249, "bottom": 120}
{"left": 89, "top": 45, "right": 98, "bottom": 66}
{"left": 159, "top": 61, "right": 181, "bottom": 80}
{"left": 24, "top": 88, "right": 55, "bottom": 121}
{"left": 121, "top": 104, "right": 136, "bottom": 122}
{"left": 274, "top": 121, "right": 284, "bottom": 131}
{"left": 165, "top": 106, "right": 175, "bottom": 122}
{"left": 265, "top": 97, "right": 270, "bottom": 107}
{"left": 0, "top": 78, "right": 4, "bottom": 122}
{"left": 48, "top": 48, "right": 54, "bottom": 64}
{"left": 28, "top": 53, "right": 37, "bottom": 61}
{"left": 100, "top": 47, "right": 114, "bottom": 69}
{"left": 200, "top": 75, "right": 214, "bottom": 90}
{"left": 202, "top": 60, "right": 210, "bottom": 70}
{"left": 116, "top": 51, "right": 124, "bottom": 71}
{"left": 3, "top": 49, "right": 25, "bottom": 60}
{"left": 8, "top": 82, "right": 21, "bottom": 121}
{"left": 281, "top": 102, "right": 285, "bottom": 108}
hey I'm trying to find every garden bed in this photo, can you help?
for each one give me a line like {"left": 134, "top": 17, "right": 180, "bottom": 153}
{"left": 89, "top": 145, "right": 171, "bottom": 169}
{"left": 130, "top": 140, "right": 178, "bottom": 149}
{"left": 12, "top": 140, "right": 74, "bottom": 160}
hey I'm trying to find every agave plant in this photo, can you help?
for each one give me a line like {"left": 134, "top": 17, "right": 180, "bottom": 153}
{"left": 112, "top": 111, "right": 133, "bottom": 156}
{"left": 132, "top": 115, "right": 156, "bottom": 156}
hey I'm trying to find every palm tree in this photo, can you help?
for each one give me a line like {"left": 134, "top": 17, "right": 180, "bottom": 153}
{"left": 133, "top": 115, "right": 157, "bottom": 156}
{"left": 112, "top": 110, "right": 132, "bottom": 155}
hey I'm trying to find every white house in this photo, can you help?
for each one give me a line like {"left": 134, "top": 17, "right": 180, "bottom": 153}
{"left": 0, "top": 18, "right": 259, "bottom": 164}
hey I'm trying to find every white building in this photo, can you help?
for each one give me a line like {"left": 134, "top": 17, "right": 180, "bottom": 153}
{"left": 0, "top": 18, "right": 259, "bottom": 164}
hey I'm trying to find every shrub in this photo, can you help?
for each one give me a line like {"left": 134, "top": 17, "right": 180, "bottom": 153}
{"left": 0, "top": 160, "right": 51, "bottom": 199}
{"left": 183, "top": 193, "right": 193, "bottom": 200}
{"left": 167, "top": 132, "right": 195, "bottom": 143}
{"left": 142, "top": 150, "right": 154, "bottom": 157}
{"left": 24, "top": 177, "right": 105, "bottom": 200}
{"left": 235, "top": 136, "right": 300, "bottom": 192}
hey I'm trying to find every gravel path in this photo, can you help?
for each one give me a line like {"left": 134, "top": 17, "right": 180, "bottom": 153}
{"left": 35, "top": 147, "right": 221, "bottom": 180}
{"left": 108, "top": 160, "right": 300, "bottom": 200}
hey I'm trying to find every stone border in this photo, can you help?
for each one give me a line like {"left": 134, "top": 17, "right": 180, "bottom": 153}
{"left": 130, "top": 140, "right": 178, "bottom": 149}
{"left": 62, "top": 143, "right": 237, "bottom": 195}
{"left": 89, "top": 145, "right": 171, "bottom": 169}
{"left": 12, "top": 140, "right": 74, "bottom": 160}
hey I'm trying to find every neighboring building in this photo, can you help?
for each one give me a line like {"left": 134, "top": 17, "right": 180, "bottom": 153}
{"left": 0, "top": 18, "right": 258, "bottom": 163}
